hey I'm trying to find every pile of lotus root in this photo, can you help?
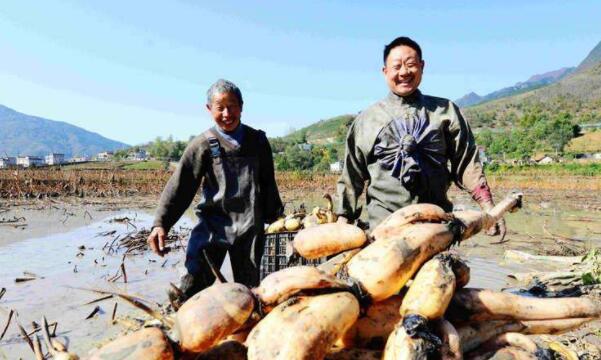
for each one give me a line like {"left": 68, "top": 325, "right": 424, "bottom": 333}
{"left": 266, "top": 194, "right": 338, "bottom": 233}
{"left": 78, "top": 192, "right": 601, "bottom": 359}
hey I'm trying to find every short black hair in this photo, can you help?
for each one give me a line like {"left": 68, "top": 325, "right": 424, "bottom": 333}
{"left": 383, "top": 37, "right": 422, "bottom": 64}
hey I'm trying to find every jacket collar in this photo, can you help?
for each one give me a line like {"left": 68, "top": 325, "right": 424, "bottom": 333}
{"left": 386, "top": 89, "right": 423, "bottom": 105}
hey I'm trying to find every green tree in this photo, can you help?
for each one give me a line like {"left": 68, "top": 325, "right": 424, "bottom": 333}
{"left": 169, "top": 140, "right": 187, "bottom": 160}
{"left": 285, "top": 145, "right": 313, "bottom": 170}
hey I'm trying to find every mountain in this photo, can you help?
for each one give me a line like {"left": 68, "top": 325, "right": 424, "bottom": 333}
{"left": 456, "top": 67, "right": 574, "bottom": 107}
{"left": 0, "top": 104, "right": 129, "bottom": 158}
{"left": 577, "top": 40, "right": 601, "bottom": 71}
{"left": 455, "top": 92, "right": 483, "bottom": 108}
{"left": 463, "top": 41, "right": 601, "bottom": 130}
{"left": 279, "top": 114, "right": 356, "bottom": 145}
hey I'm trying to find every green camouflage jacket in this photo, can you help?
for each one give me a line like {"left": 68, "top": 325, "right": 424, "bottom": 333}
{"left": 336, "top": 90, "right": 489, "bottom": 227}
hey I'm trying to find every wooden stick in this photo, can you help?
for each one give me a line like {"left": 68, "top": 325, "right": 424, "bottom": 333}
{"left": 83, "top": 295, "right": 113, "bottom": 305}
{"left": 85, "top": 306, "right": 101, "bottom": 320}
{"left": 50, "top": 322, "right": 57, "bottom": 337}
{"left": 0, "top": 309, "right": 13, "bottom": 340}
{"left": 67, "top": 286, "right": 155, "bottom": 305}
{"left": 23, "top": 271, "right": 41, "bottom": 278}
{"left": 32, "top": 334, "right": 44, "bottom": 360}
{"left": 41, "top": 316, "right": 58, "bottom": 357}
{"left": 27, "top": 321, "right": 57, "bottom": 337}
{"left": 111, "top": 302, "right": 118, "bottom": 325}
{"left": 120, "top": 262, "right": 127, "bottom": 284}
{"left": 204, "top": 249, "right": 226, "bottom": 283}
{"left": 115, "top": 293, "right": 174, "bottom": 328}
{"left": 17, "top": 322, "right": 34, "bottom": 351}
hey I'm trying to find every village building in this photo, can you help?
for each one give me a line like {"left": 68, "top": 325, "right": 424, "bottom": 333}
{"left": 96, "top": 151, "right": 114, "bottom": 161}
{"left": 329, "top": 160, "right": 343, "bottom": 173}
{"left": 127, "top": 149, "right": 149, "bottom": 161}
{"left": 0, "top": 157, "right": 17, "bottom": 169}
{"left": 531, "top": 153, "right": 554, "bottom": 165}
{"left": 45, "top": 153, "right": 65, "bottom": 166}
{"left": 69, "top": 155, "right": 90, "bottom": 163}
{"left": 16, "top": 156, "right": 44, "bottom": 168}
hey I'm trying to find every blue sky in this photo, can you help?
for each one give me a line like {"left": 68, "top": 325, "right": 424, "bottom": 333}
{"left": 1, "top": 0, "right": 600, "bottom": 145}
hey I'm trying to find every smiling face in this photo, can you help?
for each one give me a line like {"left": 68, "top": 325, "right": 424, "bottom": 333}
{"left": 382, "top": 45, "right": 425, "bottom": 97}
{"left": 206, "top": 91, "right": 242, "bottom": 132}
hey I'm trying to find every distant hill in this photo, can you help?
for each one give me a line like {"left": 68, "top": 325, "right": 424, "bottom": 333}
{"left": 280, "top": 114, "right": 356, "bottom": 145}
{"left": 463, "top": 40, "right": 601, "bottom": 130}
{"left": 0, "top": 104, "right": 129, "bottom": 158}
{"left": 577, "top": 40, "right": 601, "bottom": 71}
{"left": 456, "top": 67, "right": 574, "bottom": 107}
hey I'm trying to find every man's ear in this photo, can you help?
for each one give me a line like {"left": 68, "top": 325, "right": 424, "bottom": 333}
{"left": 421, "top": 60, "right": 425, "bottom": 71}
{"left": 205, "top": 104, "right": 211, "bottom": 112}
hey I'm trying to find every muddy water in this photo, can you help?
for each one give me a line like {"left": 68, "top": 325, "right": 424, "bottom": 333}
{"left": 1, "top": 193, "right": 600, "bottom": 358}
{"left": 0, "top": 210, "right": 236, "bottom": 359}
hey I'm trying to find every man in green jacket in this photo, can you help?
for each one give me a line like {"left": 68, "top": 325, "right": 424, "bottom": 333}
{"left": 148, "top": 79, "right": 283, "bottom": 301}
{"left": 336, "top": 36, "right": 505, "bottom": 238}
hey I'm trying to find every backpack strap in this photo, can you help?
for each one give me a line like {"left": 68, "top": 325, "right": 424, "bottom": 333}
{"left": 207, "top": 136, "right": 222, "bottom": 164}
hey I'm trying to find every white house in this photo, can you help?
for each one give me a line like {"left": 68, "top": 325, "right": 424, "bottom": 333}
{"left": 45, "top": 153, "right": 65, "bottom": 166}
{"left": 127, "top": 149, "right": 149, "bottom": 161}
{"left": 0, "top": 157, "right": 16, "bottom": 169}
{"left": 329, "top": 160, "right": 343, "bottom": 173}
{"left": 96, "top": 151, "right": 114, "bottom": 161}
{"left": 537, "top": 156, "right": 554, "bottom": 165}
{"left": 16, "top": 156, "right": 44, "bottom": 168}
{"left": 70, "top": 155, "right": 90, "bottom": 163}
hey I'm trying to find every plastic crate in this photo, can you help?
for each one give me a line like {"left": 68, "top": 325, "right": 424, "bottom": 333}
{"left": 260, "top": 231, "right": 327, "bottom": 280}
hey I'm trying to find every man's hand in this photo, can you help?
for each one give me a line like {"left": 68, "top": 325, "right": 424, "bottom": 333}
{"left": 478, "top": 200, "right": 508, "bottom": 243}
{"left": 486, "top": 217, "right": 507, "bottom": 243}
{"left": 147, "top": 226, "right": 168, "bottom": 256}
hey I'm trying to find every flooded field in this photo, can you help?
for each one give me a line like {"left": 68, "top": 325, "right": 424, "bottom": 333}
{"left": 0, "top": 188, "right": 600, "bottom": 358}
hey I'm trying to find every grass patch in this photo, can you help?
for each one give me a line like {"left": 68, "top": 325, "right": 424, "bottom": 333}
{"left": 60, "top": 160, "right": 167, "bottom": 170}
{"left": 121, "top": 160, "right": 165, "bottom": 170}
{"left": 485, "top": 162, "right": 601, "bottom": 176}
{"left": 61, "top": 161, "right": 121, "bottom": 170}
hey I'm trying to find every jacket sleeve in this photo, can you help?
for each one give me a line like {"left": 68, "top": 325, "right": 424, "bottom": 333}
{"left": 336, "top": 119, "right": 369, "bottom": 221}
{"left": 446, "top": 103, "right": 492, "bottom": 204}
{"left": 259, "top": 132, "right": 284, "bottom": 223}
{"left": 152, "top": 138, "right": 207, "bottom": 232}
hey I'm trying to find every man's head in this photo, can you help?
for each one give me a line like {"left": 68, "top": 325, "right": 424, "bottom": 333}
{"left": 382, "top": 37, "right": 424, "bottom": 97}
{"left": 206, "top": 79, "right": 243, "bottom": 132}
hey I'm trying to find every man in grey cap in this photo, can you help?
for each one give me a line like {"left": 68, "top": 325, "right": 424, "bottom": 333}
{"left": 337, "top": 36, "right": 505, "bottom": 238}
{"left": 147, "top": 79, "right": 283, "bottom": 302}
